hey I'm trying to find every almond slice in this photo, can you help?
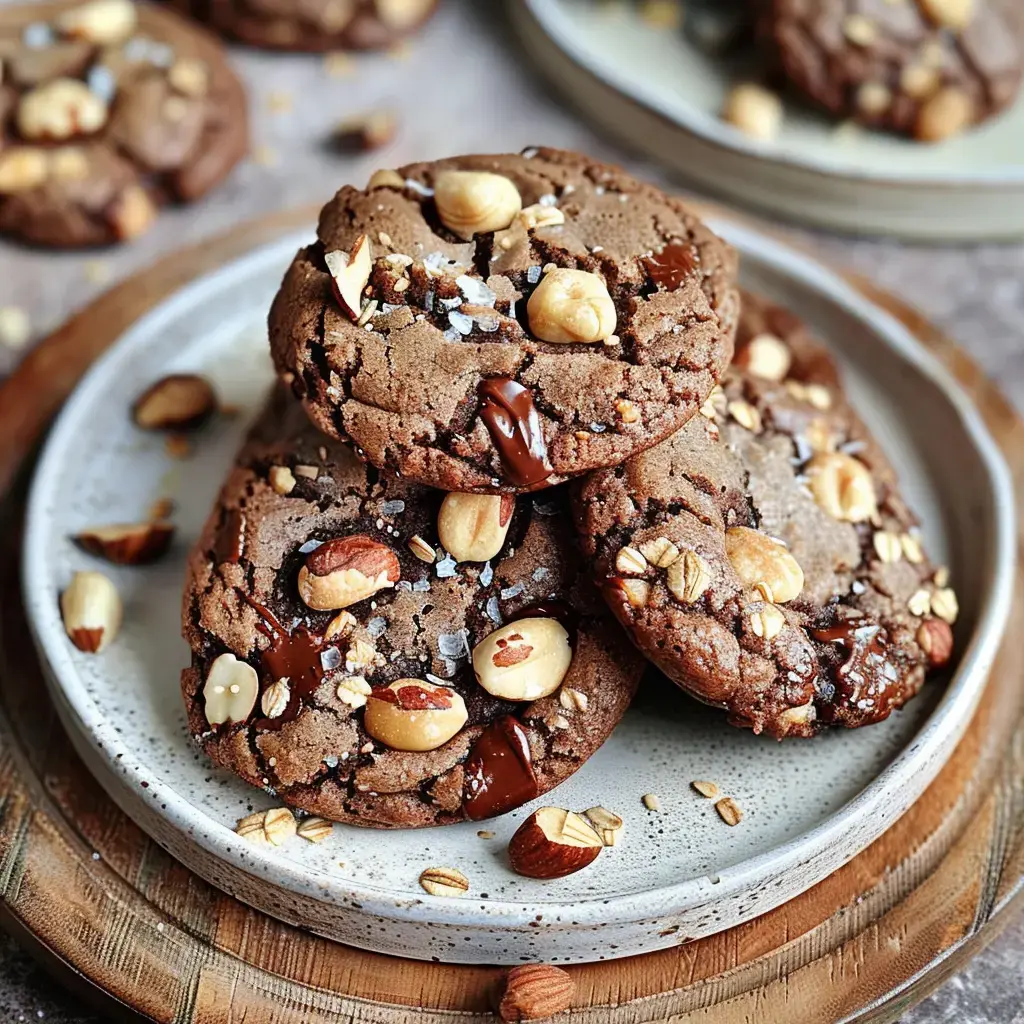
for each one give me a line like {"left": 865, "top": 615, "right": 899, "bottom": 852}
{"left": 325, "top": 234, "right": 373, "bottom": 321}
{"left": 74, "top": 521, "right": 174, "bottom": 565}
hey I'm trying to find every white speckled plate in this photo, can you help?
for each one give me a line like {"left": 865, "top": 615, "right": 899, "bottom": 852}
{"left": 510, "top": 0, "right": 1024, "bottom": 240}
{"left": 22, "top": 220, "right": 1014, "bottom": 965}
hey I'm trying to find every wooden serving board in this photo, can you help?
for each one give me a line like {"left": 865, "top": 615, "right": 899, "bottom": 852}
{"left": 1, "top": 207, "right": 1023, "bottom": 1023}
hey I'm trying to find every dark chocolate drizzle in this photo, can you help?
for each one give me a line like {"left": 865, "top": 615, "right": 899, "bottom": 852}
{"left": 643, "top": 242, "right": 697, "bottom": 291}
{"left": 478, "top": 376, "right": 551, "bottom": 487}
{"left": 463, "top": 715, "right": 539, "bottom": 820}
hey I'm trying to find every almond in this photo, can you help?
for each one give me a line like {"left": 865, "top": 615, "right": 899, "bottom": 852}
{"left": 132, "top": 374, "right": 217, "bottom": 431}
{"left": 60, "top": 570, "right": 122, "bottom": 653}
{"left": 507, "top": 807, "right": 603, "bottom": 879}
{"left": 917, "top": 617, "right": 954, "bottom": 667}
{"left": 296, "top": 534, "right": 400, "bottom": 611}
{"left": 325, "top": 234, "right": 373, "bottom": 321}
{"left": 498, "top": 964, "right": 575, "bottom": 1022}
{"left": 74, "top": 521, "right": 174, "bottom": 565}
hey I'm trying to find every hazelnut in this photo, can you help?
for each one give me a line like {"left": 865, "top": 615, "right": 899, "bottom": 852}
{"left": 722, "top": 83, "right": 783, "bottom": 141}
{"left": 261, "top": 678, "right": 291, "bottom": 719}
{"left": 583, "top": 806, "right": 624, "bottom": 847}
{"left": 527, "top": 268, "right": 616, "bottom": 344}
{"left": 132, "top": 374, "right": 217, "bottom": 430}
{"left": 60, "top": 570, "right": 122, "bottom": 653}
{"left": 437, "top": 492, "right": 514, "bottom": 563}
{"left": 472, "top": 618, "right": 572, "bottom": 701}
{"left": 407, "top": 534, "right": 437, "bottom": 563}
{"left": 666, "top": 549, "right": 711, "bottom": 604}
{"left": 56, "top": 0, "right": 137, "bottom": 44}
{"left": 336, "top": 675, "right": 371, "bottom": 708}
{"left": 0, "top": 148, "right": 48, "bottom": 194}
{"left": 916, "top": 87, "right": 974, "bottom": 143}
{"left": 362, "top": 679, "right": 468, "bottom": 751}
{"left": 736, "top": 333, "right": 791, "bottom": 381}
{"left": 919, "top": 0, "right": 974, "bottom": 31}
{"left": 872, "top": 530, "right": 903, "bottom": 564}
{"left": 18, "top": 78, "right": 108, "bottom": 141}
{"left": 507, "top": 807, "right": 603, "bottom": 879}
{"left": 725, "top": 526, "right": 803, "bottom": 603}
{"left": 806, "top": 453, "right": 877, "bottom": 523}
{"left": 235, "top": 807, "right": 295, "bottom": 846}
{"left": 434, "top": 169, "right": 522, "bottom": 239}
{"left": 296, "top": 535, "right": 400, "bottom": 611}
{"left": 917, "top": 617, "right": 954, "bottom": 667}
{"left": 202, "top": 653, "right": 259, "bottom": 726}
{"left": 750, "top": 603, "right": 786, "bottom": 640}
{"left": 325, "top": 234, "right": 373, "bottom": 321}
{"left": 74, "top": 521, "right": 174, "bottom": 565}
{"left": 498, "top": 964, "right": 575, "bottom": 1023}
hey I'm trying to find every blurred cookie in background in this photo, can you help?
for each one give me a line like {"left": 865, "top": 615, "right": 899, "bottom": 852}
{"left": 166, "top": 0, "right": 439, "bottom": 52}
{"left": 0, "top": 0, "right": 248, "bottom": 248}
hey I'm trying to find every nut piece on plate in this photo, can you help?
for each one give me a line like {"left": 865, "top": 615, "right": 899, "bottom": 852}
{"left": 132, "top": 374, "right": 217, "bottom": 431}
{"left": 724, "top": 526, "right": 803, "bottom": 603}
{"left": 296, "top": 816, "right": 333, "bottom": 843}
{"left": 377, "top": 0, "right": 436, "bottom": 29}
{"left": 335, "top": 109, "right": 398, "bottom": 152}
{"left": 723, "top": 83, "right": 783, "bottom": 141}
{"left": 18, "top": 79, "right": 108, "bottom": 141}
{"left": 418, "top": 865, "right": 470, "bottom": 897}
{"left": 472, "top": 618, "right": 572, "bottom": 701}
{"left": 735, "top": 333, "right": 791, "bottom": 382}
{"left": 917, "top": 617, "right": 954, "bottom": 667}
{"left": 74, "top": 521, "right": 174, "bottom": 565}
{"left": 296, "top": 535, "right": 400, "bottom": 611}
{"left": 325, "top": 234, "right": 373, "bottom": 321}
{"left": 56, "top": 0, "right": 137, "bottom": 44}
{"left": 527, "top": 268, "right": 617, "bottom": 344}
{"left": 235, "top": 807, "right": 296, "bottom": 846}
{"left": 60, "top": 570, "right": 122, "bottom": 653}
{"left": 362, "top": 679, "right": 468, "bottom": 751}
{"left": 202, "top": 652, "right": 259, "bottom": 727}
{"left": 437, "top": 492, "right": 514, "bottom": 563}
{"left": 507, "top": 806, "right": 603, "bottom": 879}
{"left": 434, "top": 170, "right": 522, "bottom": 239}
{"left": 498, "top": 964, "right": 575, "bottom": 1022}
{"left": 584, "top": 806, "right": 624, "bottom": 847}
{"left": 806, "top": 452, "right": 877, "bottom": 523}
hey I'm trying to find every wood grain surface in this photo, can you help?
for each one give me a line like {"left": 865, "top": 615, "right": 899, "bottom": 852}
{"left": 0, "top": 208, "right": 1022, "bottom": 1023}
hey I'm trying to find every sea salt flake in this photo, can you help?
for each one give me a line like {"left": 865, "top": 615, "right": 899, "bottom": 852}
{"left": 321, "top": 648, "right": 342, "bottom": 671}
{"left": 298, "top": 539, "right": 323, "bottom": 554}
{"left": 324, "top": 755, "right": 340, "bottom": 767}
{"left": 412, "top": 579, "right": 431, "bottom": 592}
{"left": 367, "top": 617, "right": 388, "bottom": 638}
{"left": 485, "top": 596, "right": 502, "bottom": 624}
{"left": 448, "top": 310, "right": 474, "bottom": 336}
{"left": 382, "top": 499, "right": 406, "bottom": 515}
{"left": 456, "top": 274, "right": 497, "bottom": 307}
{"left": 479, "top": 562, "right": 494, "bottom": 587}
{"left": 87, "top": 65, "right": 117, "bottom": 102}
{"left": 426, "top": 674, "right": 449, "bottom": 687}
{"left": 24, "top": 22, "right": 55, "bottom": 47}
{"left": 538, "top": 193, "right": 557, "bottom": 207}
{"left": 405, "top": 178, "right": 434, "bottom": 196}
{"left": 532, "top": 567, "right": 550, "bottom": 581}
{"left": 440, "top": 296, "right": 463, "bottom": 309}
{"left": 436, "top": 554, "right": 458, "bottom": 578}
{"left": 501, "top": 583, "right": 524, "bottom": 600}
{"left": 438, "top": 630, "right": 469, "bottom": 658}
{"left": 526, "top": 265, "right": 542, "bottom": 284}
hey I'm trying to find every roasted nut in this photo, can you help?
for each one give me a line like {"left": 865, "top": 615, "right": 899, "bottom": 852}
{"left": 18, "top": 78, "right": 107, "bottom": 141}
{"left": 56, "top": 0, "right": 137, "bottom": 43}
{"left": 527, "top": 268, "right": 616, "bottom": 344}
{"left": 296, "top": 535, "right": 400, "bottom": 611}
{"left": 559, "top": 687, "right": 588, "bottom": 712}
{"left": 74, "top": 521, "right": 174, "bottom": 565}
{"left": 132, "top": 374, "right": 217, "bottom": 431}
{"left": 857, "top": 82, "right": 892, "bottom": 116}
{"left": 615, "top": 546, "right": 647, "bottom": 575}
{"left": 168, "top": 57, "right": 209, "bottom": 98}
{"left": 715, "top": 797, "right": 743, "bottom": 826}
{"left": 917, "top": 617, "right": 954, "bottom": 667}
{"left": 736, "top": 333, "right": 791, "bottom": 381}
{"left": 639, "top": 537, "right": 680, "bottom": 568}
{"left": 268, "top": 465, "right": 296, "bottom": 495}
{"left": 202, "top": 653, "right": 259, "bottom": 726}
{"left": 51, "top": 147, "right": 89, "bottom": 182}
{"left": 642, "top": 793, "right": 661, "bottom": 811}
{"left": 901, "top": 533, "right": 924, "bottom": 564}
{"left": 507, "top": 807, "right": 603, "bottom": 879}
{"left": 434, "top": 169, "right": 521, "bottom": 239}
{"left": 472, "top": 618, "right": 572, "bottom": 701}
{"left": 728, "top": 399, "right": 762, "bottom": 433}
{"left": 722, "top": 83, "right": 783, "bottom": 140}
{"left": 920, "top": 0, "right": 974, "bottom": 30}
{"left": 931, "top": 587, "right": 959, "bottom": 624}
{"left": 296, "top": 817, "right": 334, "bottom": 843}
{"left": 362, "top": 679, "right": 468, "bottom": 751}
{"left": 346, "top": 637, "right": 378, "bottom": 670}
{"left": 615, "top": 398, "right": 640, "bottom": 424}
{"left": 437, "top": 492, "right": 514, "bottom": 562}
{"left": 666, "top": 549, "right": 711, "bottom": 603}
{"left": 691, "top": 780, "right": 719, "bottom": 799}
{"left": 908, "top": 589, "right": 933, "bottom": 616}
{"left": 293, "top": 464, "right": 319, "bottom": 479}
{"left": 407, "top": 534, "right": 437, "bottom": 563}
{"left": 519, "top": 203, "right": 565, "bottom": 231}
{"left": 261, "top": 678, "right": 290, "bottom": 719}
{"left": 725, "top": 527, "right": 803, "bottom": 603}
{"left": 916, "top": 87, "right": 974, "bottom": 143}
{"left": 376, "top": 0, "right": 436, "bottom": 29}
{"left": 107, "top": 184, "right": 157, "bottom": 241}
{"left": 325, "top": 234, "right": 373, "bottom": 321}
{"left": 498, "top": 964, "right": 575, "bottom": 1023}
{"left": 60, "top": 571, "right": 122, "bottom": 653}
{"left": 0, "top": 148, "right": 48, "bottom": 194}
{"left": 750, "top": 603, "right": 786, "bottom": 640}
{"left": 367, "top": 167, "right": 404, "bottom": 189}
{"left": 611, "top": 577, "right": 650, "bottom": 610}
{"left": 584, "top": 806, "right": 624, "bottom": 847}
{"left": 418, "top": 865, "right": 470, "bottom": 897}
{"left": 872, "top": 530, "right": 903, "bottom": 564}
{"left": 806, "top": 453, "right": 877, "bottom": 523}
{"left": 901, "top": 64, "right": 941, "bottom": 100}
{"left": 842, "top": 13, "right": 877, "bottom": 46}
{"left": 335, "top": 109, "right": 398, "bottom": 152}
{"left": 335, "top": 674, "right": 371, "bottom": 708}
{"left": 325, "top": 610, "right": 357, "bottom": 640}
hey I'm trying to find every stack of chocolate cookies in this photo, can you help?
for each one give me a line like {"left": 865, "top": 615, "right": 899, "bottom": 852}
{"left": 181, "top": 148, "right": 957, "bottom": 830}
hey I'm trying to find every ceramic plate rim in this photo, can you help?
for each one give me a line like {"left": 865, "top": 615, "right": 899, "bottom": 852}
{"left": 521, "top": 0, "right": 1024, "bottom": 188}
{"left": 21, "top": 222, "right": 1016, "bottom": 932}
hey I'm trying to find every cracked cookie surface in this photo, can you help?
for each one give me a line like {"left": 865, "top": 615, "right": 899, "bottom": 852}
{"left": 759, "top": 0, "right": 1023, "bottom": 140}
{"left": 0, "top": 0, "right": 248, "bottom": 247}
{"left": 268, "top": 147, "right": 739, "bottom": 494}
{"left": 181, "top": 385, "right": 643, "bottom": 828}
{"left": 573, "top": 293, "right": 957, "bottom": 738}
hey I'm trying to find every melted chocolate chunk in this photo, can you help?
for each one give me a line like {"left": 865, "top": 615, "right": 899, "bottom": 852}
{"left": 214, "top": 509, "right": 246, "bottom": 564}
{"left": 644, "top": 242, "right": 697, "bottom": 291}
{"left": 813, "top": 620, "right": 896, "bottom": 725}
{"left": 478, "top": 377, "right": 551, "bottom": 487}
{"left": 463, "top": 715, "right": 539, "bottom": 820}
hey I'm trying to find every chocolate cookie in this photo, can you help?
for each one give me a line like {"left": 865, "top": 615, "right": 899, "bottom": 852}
{"left": 574, "top": 294, "right": 957, "bottom": 738}
{"left": 269, "top": 147, "right": 740, "bottom": 494}
{"left": 181, "top": 385, "right": 644, "bottom": 828}
{"left": 759, "top": 0, "right": 1023, "bottom": 141}
{"left": 0, "top": 0, "right": 248, "bottom": 247}
{"left": 167, "top": 0, "right": 438, "bottom": 51}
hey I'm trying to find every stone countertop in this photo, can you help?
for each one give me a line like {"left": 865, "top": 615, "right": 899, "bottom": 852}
{"left": 1, "top": 2, "right": 1023, "bottom": 1021}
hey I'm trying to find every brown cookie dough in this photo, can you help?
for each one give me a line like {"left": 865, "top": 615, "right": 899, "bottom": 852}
{"left": 759, "top": 0, "right": 1023, "bottom": 141}
{"left": 574, "top": 293, "right": 957, "bottom": 738}
{"left": 181, "top": 385, "right": 644, "bottom": 828}
{"left": 269, "top": 147, "right": 740, "bottom": 494}
{"left": 166, "top": 0, "right": 438, "bottom": 51}
{"left": 0, "top": 0, "right": 248, "bottom": 247}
